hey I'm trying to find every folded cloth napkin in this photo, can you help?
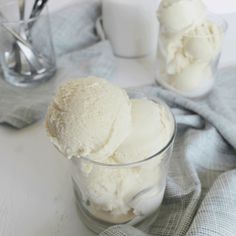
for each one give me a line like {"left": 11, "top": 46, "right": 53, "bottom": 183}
{"left": 0, "top": 0, "right": 115, "bottom": 129}
{"left": 99, "top": 66, "right": 236, "bottom": 236}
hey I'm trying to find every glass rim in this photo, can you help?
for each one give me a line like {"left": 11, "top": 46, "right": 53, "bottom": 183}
{"left": 71, "top": 97, "right": 177, "bottom": 168}
{"left": 0, "top": 0, "right": 47, "bottom": 25}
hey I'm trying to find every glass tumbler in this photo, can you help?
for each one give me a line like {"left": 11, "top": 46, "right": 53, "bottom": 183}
{"left": 70, "top": 97, "right": 176, "bottom": 233}
{"left": 156, "top": 14, "right": 227, "bottom": 98}
{"left": 0, "top": 0, "right": 56, "bottom": 87}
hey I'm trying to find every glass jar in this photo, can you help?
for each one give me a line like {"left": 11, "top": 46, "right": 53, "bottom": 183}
{"left": 70, "top": 97, "right": 176, "bottom": 233}
{"left": 0, "top": 0, "right": 56, "bottom": 87}
{"left": 156, "top": 14, "right": 227, "bottom": 98}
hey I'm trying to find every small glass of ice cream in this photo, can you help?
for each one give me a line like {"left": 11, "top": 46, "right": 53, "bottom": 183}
{"left": 156, "top": 0, "right": 227, "bottom": 98}
{"left": 45, "top": 77, "right": 176, "bottom": 233}
{"left": 70, "top": 98, "right": 176, "bottom": 233}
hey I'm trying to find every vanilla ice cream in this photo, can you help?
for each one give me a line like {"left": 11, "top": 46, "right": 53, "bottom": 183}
{"left": 75, "top": 157, "right": 168, "bottom": 224}
{"left": 169, "top": 62, "right": 212, "bottom": 91}
{"left": 158, "top": 33, "right": 191, "bottom": 75}
{"left": 46, "top": 78, "right": 175, "bottom": 229}
{"left": 157, "top": 0, "right": 225, "bottom": 96}
{"left": 46, "top": 77, "right": 132, "bottom": 161}
{"left": 113, "top": 99, "right": 173, "bottom": 163}
{"left": 71, "top": 98, "right": 174, "bottom": 224}
{"left": 183, "top": 20, "right": 223, "bottom": 62}
{"left": 158, "top": 0, "right": 206, "bottom": 33}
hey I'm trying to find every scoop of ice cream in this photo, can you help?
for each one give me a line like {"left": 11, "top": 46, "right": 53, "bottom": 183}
{"left": 112, "top": 99, "right": 173, "bottom": 163}
{"left": 46, "top": 77, "right": 132, "bottom": 160}
{"left": 158, "top": 33, "right": 191, "bottom": 74}
{"left": 129, "top": 185, "right": 165, "bottom": 217}
{"left": 158, "top": 0, "right": 206, "bottom": 33}
{"left": 169, "top": 62, "right": 212, "bottom": 91}
{"left": 183, "top": 20, "right": 223, "bottom": 61}
{"left": 79, "top": 159, "right": 140, "bottom": 219}
{"left": 158, "top": 33, "right": 183, "bottom": 64}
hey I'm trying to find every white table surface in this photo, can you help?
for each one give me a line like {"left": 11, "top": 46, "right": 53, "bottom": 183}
{"left": 0, "top": 1, "right": 236, "bottom": 236}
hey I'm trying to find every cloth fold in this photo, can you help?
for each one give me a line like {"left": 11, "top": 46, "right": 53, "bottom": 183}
{"left": 0, "top": 0, "right": 115, "bottom": 129}
{"left": 99, "top": 66, "right": 236, "bottom": 236}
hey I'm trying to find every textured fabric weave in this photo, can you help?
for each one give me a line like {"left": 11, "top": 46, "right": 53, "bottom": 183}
{"left": 99, "top": 66, "right": 236, "bottom": 236}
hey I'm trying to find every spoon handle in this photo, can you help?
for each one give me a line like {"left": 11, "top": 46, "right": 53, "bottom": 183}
{"left": 1, "top": 24, "right": 31, "bottom": 47}
{"left": 30, "top": 0, "right": 48, "bottom": 19}
{"left": 18, "top": 0, "right": 25, "bottom": 21}
{"left": 28, "top": 0, "right": 48, "bottom": 30}
{"left": 16, "top": 0, "right": 26, "bottom": 73}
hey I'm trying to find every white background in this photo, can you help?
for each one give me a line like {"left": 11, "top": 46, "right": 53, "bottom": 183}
{"left": 50, "top": 0, "right": 236, "bottom": 14}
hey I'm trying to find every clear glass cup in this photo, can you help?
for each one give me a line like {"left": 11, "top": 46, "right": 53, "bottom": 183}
{"left": 0, "top": 0, "right": 56, "bottom": 87}
{"left": 70, "top": 97, "right": 176, "bottom": 233}
{"left": 156, "top": 14, "right": 227, "bottom": 98}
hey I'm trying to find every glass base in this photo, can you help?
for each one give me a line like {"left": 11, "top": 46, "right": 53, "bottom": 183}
{"left": 75, "top": 193, "right": 160, "bottom": 234}
{"left": 73, "top": 178, "right": 162, "bottom": 234}
{"left": 2, "top": 66, "right": 56, "bottom": 87}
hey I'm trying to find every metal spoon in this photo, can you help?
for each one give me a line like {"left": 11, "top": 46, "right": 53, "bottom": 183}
{"left": 19, "top": 0, "right": 49, "bottom": 74}
{"left": 0, "top": 11, "right": 45, "bottom": 75}
{"left": 19, "top": 0, "right": 25, "bottom": 21}
{"left": 15, "top": 0, "right": 32, "bottom": 75}
{"left": 1, "top": 0, "right": 49, "bottom": 76}
{"left": 2, "top": 24, "right": 46, "bottom": 73}
{"left": 30, "top": 0, "right": 48, "bottom": 19}
{"left": 29, "top": 0, "right": 48, "bottom": 29}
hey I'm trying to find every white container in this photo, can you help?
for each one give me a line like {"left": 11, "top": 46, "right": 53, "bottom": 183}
{"left": 102, "top": 0, "right": 158, "bottom": 58}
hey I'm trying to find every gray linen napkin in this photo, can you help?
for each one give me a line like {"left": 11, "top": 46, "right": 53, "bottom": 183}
{"left": 99, "top": 66, "right": 236, "bottom": 236}
{"left": 0, "top": 0, "right": 115, "bottom": 129}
